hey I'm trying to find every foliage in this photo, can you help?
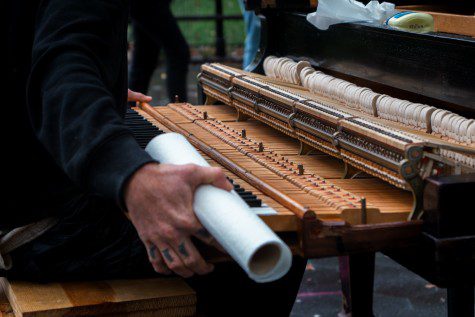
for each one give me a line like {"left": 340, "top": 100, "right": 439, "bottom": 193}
{"left": 171, "top": 0, "right": 245, "bottom": 47}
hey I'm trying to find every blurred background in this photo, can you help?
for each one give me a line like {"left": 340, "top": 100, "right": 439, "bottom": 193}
{"left": 128, "top": 0, "right": 245, "bottom": 106}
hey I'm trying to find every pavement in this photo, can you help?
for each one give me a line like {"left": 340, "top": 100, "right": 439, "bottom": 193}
{"left": 290, "top": 254, "right": 448, "bottom": 317}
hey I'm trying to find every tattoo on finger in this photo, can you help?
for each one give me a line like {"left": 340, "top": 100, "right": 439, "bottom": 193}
{"left": 178, "top": 242, "right": 190, "bottom": 257}
{"left": 161, "top": 248, "right": 174, "bottom": 262}
{"left": 149, "top": 245, "right": 157, "bottom": 260}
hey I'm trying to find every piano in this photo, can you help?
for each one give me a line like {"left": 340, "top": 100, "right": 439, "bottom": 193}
{"left": 127, "top": 1, "right": 475, "bottom": 316}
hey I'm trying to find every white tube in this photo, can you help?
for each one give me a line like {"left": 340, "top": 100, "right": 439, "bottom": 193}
{"left": 145, "top": 133, "right": 292, "bottom": 282}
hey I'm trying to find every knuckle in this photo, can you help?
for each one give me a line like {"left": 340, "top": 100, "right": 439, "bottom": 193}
{"left": 160, "top": 227, "right": 178, "bottom": 241}
{"left": 182, "top": 164, "right": 197, "bottom": 175}
{"left": 155, "top": 267, "right": 167, "bottom": 274}
{"left": 184, "top": 257, "right": 199, "bottom": 268}
{"left": 168, "top": 262, "right": 183, "bottom": 271}
{"left": 213, "top": 167, "right": 224, "bottom": 175}
{"left": 179, "top": 218, "right": 200, "bottom": 232}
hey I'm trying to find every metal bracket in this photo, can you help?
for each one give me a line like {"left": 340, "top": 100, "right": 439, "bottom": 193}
{"left": 299, "top": 141, "right": 315, "bottom": 155}
{"left": 204, "top": 95, "right": 218, "bottom": 106}
{"left": 287, "top": 113, "right": 296, "bottom": 130}
{"left": 236, "top": 110, "right": 250, "bottom": 122}
{"left": 401, "top": 146, "right": 424, "bottom": 220}
{"left": 342, "top": 162, "right": 364, "bottom": 179}
{"left": 226, "top": 86, "right": 234, "bottom": 100}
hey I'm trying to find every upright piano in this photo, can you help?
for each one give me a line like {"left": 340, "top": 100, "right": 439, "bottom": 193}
{"left": 193, "top": 1, "right": 475, "bottom": 316}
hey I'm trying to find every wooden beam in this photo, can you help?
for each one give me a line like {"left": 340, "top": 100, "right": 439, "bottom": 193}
{"left": 0, "top": 278, "right": 196, "bottom": 317}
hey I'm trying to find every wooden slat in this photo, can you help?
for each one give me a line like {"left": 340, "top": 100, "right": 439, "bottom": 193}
{"left": 0, "top": 278, "right": 196, "bottom": 317}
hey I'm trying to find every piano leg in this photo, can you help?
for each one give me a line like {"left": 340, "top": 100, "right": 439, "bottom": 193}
{"left": 339, "top": 253, "right": 375, "bottom": 317}
{"left": 447, "top": 285, "right": 474, "bottom": 317}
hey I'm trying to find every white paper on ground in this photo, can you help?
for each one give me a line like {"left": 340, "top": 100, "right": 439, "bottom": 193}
{"left": 145, "top": 133, "right": 292, "bottom": 283}
{"left": 307, "top": 0, "right": 397, "bottom": 30}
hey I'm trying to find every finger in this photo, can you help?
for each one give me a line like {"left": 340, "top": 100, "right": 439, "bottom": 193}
{"left": 193, "top": 228, "right": 226, "bottom": 253}
{"left": 147, "top": 243, "right": 171, "bottom": 275}
{"left": 173, "top": 238, "right": 214, "bottom": 275}
{"left": 156, "top": 241, "right": 194, "bottom": 278}
{"left": 128, "top": 89, "right": 152, "bottom": 102}
{"left": 188, "top": 166, "right": 233, "bottom": 191}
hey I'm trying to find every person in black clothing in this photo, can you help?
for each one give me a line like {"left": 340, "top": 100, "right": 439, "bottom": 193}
{"left": 3, "top": 1, "right": 305, "bottom": 315}
{"left": 129, "top": 0, "right": 190, "bottom": 102}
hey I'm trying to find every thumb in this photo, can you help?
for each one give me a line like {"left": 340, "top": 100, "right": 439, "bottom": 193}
{"left": 189, "top": 166, "right": 233, "bottom": 192}
{"left": 128, "top": 89, "right": 152, "bottom": 102}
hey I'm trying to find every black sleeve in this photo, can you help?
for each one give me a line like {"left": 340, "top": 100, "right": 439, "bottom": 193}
{"left": 26, "top": 0, "right": 154, "bottom": 209}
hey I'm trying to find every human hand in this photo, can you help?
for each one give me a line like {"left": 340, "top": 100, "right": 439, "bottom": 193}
{"left": 124, "top": 163, "right": 233, "bottom": 277}
{"left": 127, "top": 89, "right": 152, "bottom": 103}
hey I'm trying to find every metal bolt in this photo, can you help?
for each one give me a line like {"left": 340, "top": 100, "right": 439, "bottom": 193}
{"left": 297, "top": 164, "right": 304, "bottom": 175}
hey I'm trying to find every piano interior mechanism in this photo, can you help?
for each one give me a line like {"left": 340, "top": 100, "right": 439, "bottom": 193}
{"left": 128, "top": 1, "right": 475, "bottom": 314}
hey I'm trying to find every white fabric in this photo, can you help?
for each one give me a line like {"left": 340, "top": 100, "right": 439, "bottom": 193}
{"left": 307, "top": 0, "right": 397, "bottom": 30}
{"left": 0, "top": 218, "right": 57, "bottom": 270}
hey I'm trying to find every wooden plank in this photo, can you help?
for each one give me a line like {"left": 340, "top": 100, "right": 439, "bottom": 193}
{"left": 0, "top": 285, "right": 14, "bottom": 317}
{"left": 397, "top": 6, "right": 475, "bottom": 37}
{"left": 0, "top": 278, "right": 196, "bottom": 317}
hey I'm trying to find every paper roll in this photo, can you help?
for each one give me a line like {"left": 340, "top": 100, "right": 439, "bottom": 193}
{"left": 145, "top": 133, "right": 292, "bottom": 282}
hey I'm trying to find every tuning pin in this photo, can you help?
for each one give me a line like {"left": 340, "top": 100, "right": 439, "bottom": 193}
{"left": 298, "top": 164, "right": 304, "bottom": 175}
{"left": 241, "top": 129, "right": 246, "bottom": 138}
{"left": 203, "top": 111, "right": 208, "bottom": 120}
{"left": 258, "top": 142, "right": 264, "bottom": 152}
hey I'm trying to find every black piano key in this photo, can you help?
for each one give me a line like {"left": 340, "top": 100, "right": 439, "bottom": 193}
{"left": 244, "top": 198, "right": 262, "bottom": 208}
{"left": 124, "top": 109, "right": 164, "bottom": 148}
{"left": 124, "top": 114, "right": 263, "bottom": 208}
{"left": 228, "top": 178, "right": 262, "bottom": 208}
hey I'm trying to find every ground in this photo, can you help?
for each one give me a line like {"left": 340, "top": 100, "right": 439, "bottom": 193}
{"left": 292, "top": 254, "right": 447, "bottom": 317}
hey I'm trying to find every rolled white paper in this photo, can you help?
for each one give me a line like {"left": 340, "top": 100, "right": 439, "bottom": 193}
{"left": 145, "top": 133, "right": 292, "bottom": 282}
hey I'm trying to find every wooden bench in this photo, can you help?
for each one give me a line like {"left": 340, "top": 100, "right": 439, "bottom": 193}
{"left": 0, "top": 278, "right": 196, "bottom": 317}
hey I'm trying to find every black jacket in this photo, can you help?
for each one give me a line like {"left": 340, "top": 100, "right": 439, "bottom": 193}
{"left": 4, "top": 0, "right": 153, "bottom": 226}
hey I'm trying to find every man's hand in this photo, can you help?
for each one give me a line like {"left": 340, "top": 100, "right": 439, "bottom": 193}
{"left": 125, "top": 163, "right": 233, "bottom": 277}
{"left": 127, "top": 89, "right": 152, "bottom": 103}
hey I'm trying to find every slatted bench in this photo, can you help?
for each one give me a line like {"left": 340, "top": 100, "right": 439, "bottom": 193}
{"left": 0, "top": 277, "right": 196, "bottom": 317}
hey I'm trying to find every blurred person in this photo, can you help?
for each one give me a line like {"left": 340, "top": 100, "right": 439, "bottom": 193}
{"left": 4, "top": 0, "right": 306, "bottom": 315}
{"left": 129, "top": 0, "right": 190, "bottom": 102}
{"left": 239, "top": 1, "right": 261, "bottom": 69}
